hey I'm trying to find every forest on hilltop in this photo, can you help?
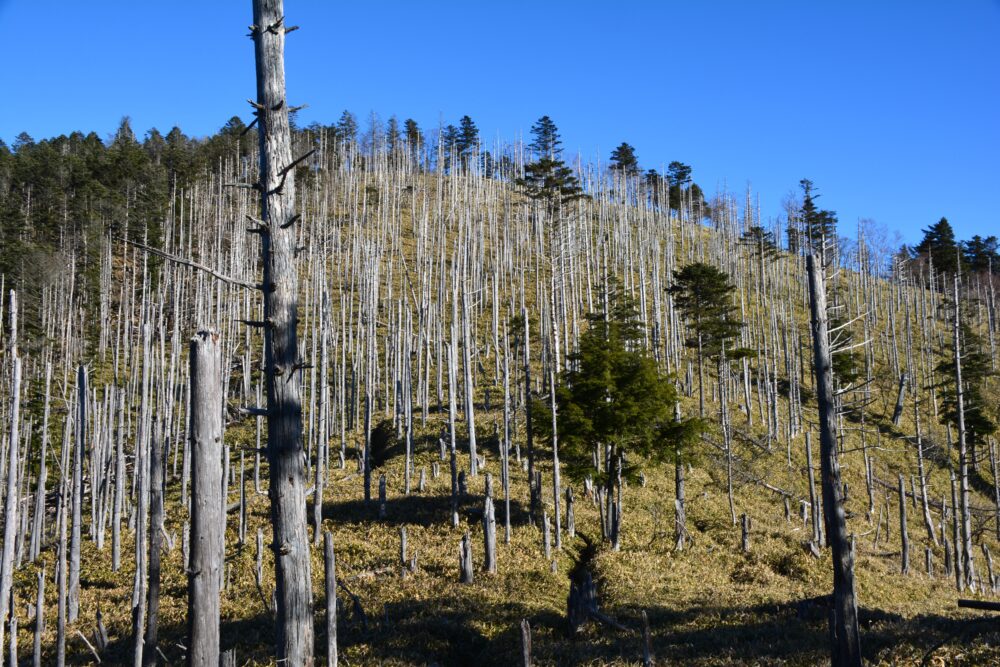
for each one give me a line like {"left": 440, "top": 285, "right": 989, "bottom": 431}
{"left": 0, "top": 3, "right": 999, "bottom": 666}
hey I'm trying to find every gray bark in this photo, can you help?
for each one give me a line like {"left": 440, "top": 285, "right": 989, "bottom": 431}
{"left": 484, "top": 495, "right": 497, "bottom": 573}
{"left": 324, "top": 531, "right": 337, "bottom": 667}
{"left": 252, "top": 0, "right": 315, "bottom": 659}
{"left": 68, "top": 365, "right": 86, "bottom": 623}
{"left": 0, "top": 292, "right": 20, "bottom": 667}
{"left": 806, "top": 254, "right": 862, "bottom": 667}
{"left": 187, "top": 331, "right": 224, "bottom": 667}
{"left": 898, "top": 474, "right": 909, "bottom": 575}
{"left": 952, "top": 276, "right": 977, "bottom": 590}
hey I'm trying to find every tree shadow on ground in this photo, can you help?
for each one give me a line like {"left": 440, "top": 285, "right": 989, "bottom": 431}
{"left": 323, "top": 493, "right": 530, "bottom": 528}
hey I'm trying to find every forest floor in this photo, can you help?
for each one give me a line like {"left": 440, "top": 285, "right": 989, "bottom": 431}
{"left": 20, "top": 389, "right": 1000, "bottom": 666}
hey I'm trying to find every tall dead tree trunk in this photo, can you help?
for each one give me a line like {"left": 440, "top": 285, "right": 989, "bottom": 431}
{"left": 0, "top": 291, "right": 21, "bottom": 667}
{"left": 251, "top": 0, "right": 315, "bottom": 662}
{"left": 187, "top": 331, "right": 224, "bottom": 667}
{"left": 806, "top": 254, "right": 862, "bottom": 667}
{"left": 952, "top": 275, "right": 977, "bottom": 590}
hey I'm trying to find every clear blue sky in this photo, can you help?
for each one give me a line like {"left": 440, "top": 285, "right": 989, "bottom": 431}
{"left": 1, "top": 1, "right": 997, "bottom": 245}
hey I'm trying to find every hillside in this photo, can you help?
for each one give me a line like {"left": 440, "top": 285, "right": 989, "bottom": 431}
{"left": 1, "top": 119, "right": 999, "bottom": 667}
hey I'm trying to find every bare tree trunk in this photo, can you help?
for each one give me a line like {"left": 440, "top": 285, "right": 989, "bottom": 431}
{"left": 0, "top": 292, "right": 21, "bottom": 667}
{"left": 252, "top": 0, "right": 315, "bottom": 660}
{"left": 143, "top": 421, "right": 165, "bottom": 666}
{"left": 187, "top": 331, "right": 224, "bottom": 667}
{"left": 952, "top": 276, "right": 977, "bottom": 591}
{"left": 68, "top": 364, "right": 86, "bottom": 624}
{"left": 323, "top": 532, "right": 337, "bottom": 667}
{"left": 806, "top": 255, "right": 862, "bottom": 667}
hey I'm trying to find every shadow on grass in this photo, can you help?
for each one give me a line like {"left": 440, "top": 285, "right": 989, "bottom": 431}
{"left": 323, "top": 492, "right": 530, "bottom": 528}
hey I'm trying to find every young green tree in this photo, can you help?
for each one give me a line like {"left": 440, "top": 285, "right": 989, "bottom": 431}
{"left": 534, "top": 285, "right": 705, "bottom": 546}
{"left": 936, "top": 320, "right": 998, "bottom": 467}
{"left": 668, "top": 263, "right": 748, "bottom": 417}
{"left": 609, "top": 142, "right": 639, "bottom": 175}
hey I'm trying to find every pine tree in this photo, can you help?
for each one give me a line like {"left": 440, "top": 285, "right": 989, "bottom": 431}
{"left": 517, "top": 116, "right": 583, "bottom": 214}
{"left": 335, "top": 110, "right": 358, "bottom": 143}
{"left": 740, "top": 226, "right": 781, "bottom": 261}
{"left": 404, "top": 118, "right": 423, "bottom": 153}
{"left": 528, "top": 115, "right": 561, "bottom": 158}
{"left": 534, "top": 284, "right": 705, "bottom": 542}
{"left": 385, "top": 116, "right": 402, "bottom": 154}
{"left": 936, "top": 321, "right": 998, "bottom": 456}
{"left": 800, "top": 179, "right": 838, "bottom": 262}
{"left": 609, "top": 142, "right": 639, "bottom": 175}
{"left": 915, "top": 217, "right": 962, "bottom": 277}
{"left": 669, "top": 263, "right": 749, "bottom": 416}
{"left": 455, "top": 115, "right": 479, "bottom": 167}
{"left": 962, "top": 234, "right": 999, "bottom": 275}
{"left": 666, "top": 161, "right": 692, "bottom": 211}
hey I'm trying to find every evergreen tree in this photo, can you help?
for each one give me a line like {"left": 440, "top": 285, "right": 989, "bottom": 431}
{"left": 385, "top": 116, "right": 402, "bottom": 154}
{"left": 335, "top": 110, "right": 358, "bottom": 143}
{"left": 915, "top": 217, "right": 961, "bottom": 276}
{"left": 740, "top": 225, "right": 781, "bottom": 261}
{"left": 517, "top": 116, "right": 583, "bottom": 214}
{"left": 666, "top": 161, "right": 691, "bottom": 211}
{"left": 403, "top": 118, "right": 423, "bottom": 153}
{"left": 528, "top": 115, "right": 561, "bottom": 158}
{"left": 669, "top": 263, "right": 749, "bottom": 416}
{"left": 609, "top": 142, "right": 639, "bottom": 175}
{"left": 800, "top": 179, "right": 838, "bottom": 261}
{"left": 534, "top": 284, "right": 706, "bottom": 536}
{"left": 936, "top": 321, "right": 998, "bottom": 460}
{"left": 644, "top": 169, "right": 663, "bottom": 207}
{"left": 455, "top": 115, "right": 479, "bottom": 166}
{"left": 962, "top": 234, "right": 999, "bottom": 274}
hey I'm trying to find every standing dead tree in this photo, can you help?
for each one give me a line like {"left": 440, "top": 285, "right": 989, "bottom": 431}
{"left": 187, "top": 332, "right": 224, "bottom": 666}
{"left": 807, "top": 254, "right": 862, "bottom": 667}
{"left": 250, "top": 0, "right": 315, "bottom": 661}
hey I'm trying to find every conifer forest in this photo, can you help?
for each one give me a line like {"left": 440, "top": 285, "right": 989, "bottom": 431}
{"left": 0, "top": 2, "right": 999, "bottom": 665}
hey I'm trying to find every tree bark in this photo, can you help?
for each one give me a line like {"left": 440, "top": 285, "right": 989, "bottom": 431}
{"left": 806, "top": 254, "right": 862, "bottom": 667}
{"left": 252, "top": 0, "right": 315, "bottom": 661}
{"left": 187, "top": 331, "right": 224, "bottom": 667}
{"left": 952, "top": 276, "right": 977, "bottom": 590}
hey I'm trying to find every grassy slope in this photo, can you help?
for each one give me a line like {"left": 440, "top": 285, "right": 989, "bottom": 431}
{"left": 14, "top": 194, "right": 1000, "bottom": 666}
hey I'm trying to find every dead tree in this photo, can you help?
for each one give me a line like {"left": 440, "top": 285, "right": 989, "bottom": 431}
{"left": 806, "top": 254, "right": 862, "bottom": 667}
{"left": 0, "top": 291, "right": 21, "bottom": 666}
{"left": 251, "top": 0, "right": 315, "bottom": 660}
{"left": 952, "top": 275, "right": 977, "bottom": 590}
{"left": 187, "top": 331, "right": 224, "bottom": 666}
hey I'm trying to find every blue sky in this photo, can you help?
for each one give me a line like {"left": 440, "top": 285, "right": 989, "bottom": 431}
{"left": 1, "top": 1, "right": 997, "bottom": 245}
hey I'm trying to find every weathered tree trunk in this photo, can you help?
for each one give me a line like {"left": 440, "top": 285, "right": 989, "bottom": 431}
{"left": 459, "top": 532, "right": 474, "bottom": 583}
{"left": 0, "top": 292, "right": 21, "bottom": 667}
{"left": 484, "top": 495, "right": 497, "bottom": 573}
{"left": 898, "top": 474, "right": 909, "bottom": 575}
{"left": 952, "top": 276, "right": 977, "bottom": 591}
{"left": 33, "top": 568, "right": 44, "bottom": 667}
{"left": 806, "top": 254, "right": 862, "bottom": 667}
{"left": 323, "top": 532, "right": 337, "bottom": 667}
{"left": 143, "top": 421, "right": 165, "bottom": 666}
{"left": 891, "top": 372, "right": 907, "bottom": 426}
{"left": 252, "top": 0, "right": 315, "bottom": 660}
{"left": 187, "top": 331, "right": 224, "bottom": 667}
{"left": 68, "top": 364, "right": 86, "bottom": 624}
